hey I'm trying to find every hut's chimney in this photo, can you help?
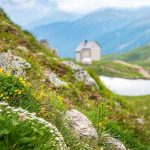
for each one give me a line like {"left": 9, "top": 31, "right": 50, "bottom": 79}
{"left": 84, "top": 40, "right": 88, "bottom": 46}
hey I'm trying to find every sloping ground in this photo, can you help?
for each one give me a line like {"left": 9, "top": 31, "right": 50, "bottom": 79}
{"left": 0, "top": 8, "right": 150, "bottom": 150}
{"left": 114, "top": 60, "right": 150, "bottom": 78}
{"left": 92, "top": 44, "right": 150, "bottom": 79}
{"left": 116, "top": 44, "right": 150, "bottom": 71}
{"left": 87, "top": 59, "right": 147, "bottom": 79}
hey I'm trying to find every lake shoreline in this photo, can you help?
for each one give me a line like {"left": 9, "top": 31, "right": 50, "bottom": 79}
{"left": 100, "top": 76, "right": 150, "bottom": 96}
{"left": 100, "top": 75, "right": 150, "bottom": 80}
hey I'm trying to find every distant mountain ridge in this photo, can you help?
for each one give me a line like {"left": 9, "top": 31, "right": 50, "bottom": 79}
{"left": 30, "top": 7, "right": 150, "bottom": 58}
{"left": 25, "top": 11, "right": 82, "bottom": 29}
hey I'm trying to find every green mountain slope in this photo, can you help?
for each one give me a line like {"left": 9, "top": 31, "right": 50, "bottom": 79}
{"left": 86, "top": 59, "right": 146, "bottom": 79}
{"left": 0, "top": 8, "right": 150, "bottom": 150}
{"left": 89, "top": 44, "right": 150, "bottom": 79}
{"left": 117, "top": 45, "right": 150, "bottom": 70}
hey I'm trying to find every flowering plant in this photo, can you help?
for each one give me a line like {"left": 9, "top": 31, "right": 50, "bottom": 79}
{"left": 0, "top": 102, "right": 67, "bottom": 150}
{"left": 0, "top": 71, "right": 38, "bottom": 111}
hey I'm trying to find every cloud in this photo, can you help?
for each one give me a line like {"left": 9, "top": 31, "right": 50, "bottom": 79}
{"left": 0, "top": 0, "right": 150, "bottom": 26}
{"left": 0, "top": 0, "right": 57, "bottom": 25}
{"left": 1, "top": 0, "right": 150, "bottom": 15}
{"left": 0, "top": 0, "right": 58, "bottom": 17}
{"left": 57, "top": 0, "right": 150, "bottom": 14}
{"left": 0, "top": 0, "right": 36, "bottom": 10}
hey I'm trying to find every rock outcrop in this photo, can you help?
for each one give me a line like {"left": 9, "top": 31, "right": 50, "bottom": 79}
{"left": 62, "top": 61, "right": 97, "bottom": 87}
{"left": 0, "top": 51, "right": 31, "bottom": 76}
{"left": 65, "top": 109, "right": 98, "bottom": 139}
{"left": 45, "top": 70, "right": 68, "bottom": 87}
{"left": 103, "top": 136, "right": 127, "bottom": 150}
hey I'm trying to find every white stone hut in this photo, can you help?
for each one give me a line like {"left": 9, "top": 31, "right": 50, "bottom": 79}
{"left": 75, "top": 40, "right": 101, "bottom": 65}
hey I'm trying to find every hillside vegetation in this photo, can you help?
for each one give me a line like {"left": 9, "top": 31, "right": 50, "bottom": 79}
{"left": 86, "top": 59, "right": 149, "bottom": 79}
{"left": 0, "top": 8, "right": 150, "bottom": 150}
{"left": 117, "top": 44, "right": 150, "bottom": 71}
{"left": 88, "top": 44, "right": 150, "bottom": 79}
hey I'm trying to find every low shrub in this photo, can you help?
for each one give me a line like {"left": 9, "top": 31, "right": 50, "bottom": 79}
{"left": 0, "top": 71, "right": 39, "bottom": 112}
{"left": 0, "top": 102, "right": 67, "bottom": 150}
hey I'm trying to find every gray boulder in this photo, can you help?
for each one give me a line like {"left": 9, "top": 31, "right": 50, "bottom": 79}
{"left": 45, "top": 70, "right": 68, "bottom": 87}
{"left": 65, "top": 109, "right": 98, "bottom": 139}
{"left": 62, "top": 61, "right": 97, "bottom": 87}
{"left": 0, "top": 51, "right": 31, "bottom": 76}
{"left": 103, "top": 136, "right": 127, "bottom": 150}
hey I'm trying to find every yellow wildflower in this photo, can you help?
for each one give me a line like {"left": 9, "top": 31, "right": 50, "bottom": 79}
{"left": 18, "top": 76, "right": 31, "bottom": 87}
{"left": 15, "top": 89, "right": 22, "bottom": 95}
{"left": 0, "top": 68, "right": 3, "bottom": 73}
{"left": 6, "top": 72, "right": 11, "bottom": 77}
{"left": 57, "top": 95, "right": 63, "bottom": 101}
{"left": 99, "top": 122, "right": 104, "bottom": 127}
{"left": 5, "top": 96, "right": 9, "bottom": 100}
{"left": 41, "top": 107, "right": 45, "bottom": 113}
{"left": 0, "top": 93, "right": 4, "bottom": 98}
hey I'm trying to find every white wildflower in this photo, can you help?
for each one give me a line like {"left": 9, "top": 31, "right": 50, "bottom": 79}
{"left": 19, "top": 113, "right": 27, "bottom": 122}
{"left": 0, "top": 102, "right": 8, "bottom": 106}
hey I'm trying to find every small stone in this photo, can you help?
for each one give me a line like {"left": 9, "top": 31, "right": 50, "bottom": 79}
{"left": 143, "top": 106, "right": 147, "bottom": 110}
{"left": 136, "top": 118, "right": 144, "bottom": 125}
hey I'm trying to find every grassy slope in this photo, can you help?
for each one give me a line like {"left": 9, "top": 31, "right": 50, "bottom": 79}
{"left": 123, "top": 95, "right": 150, "bottom": 145}
{"left": 117, "top": 45, "right": 150, "bottom": 70}
{"left": 88, "top": 44, "right": 150, "bottom": 78}
{"left": 86, "top": 59, "right": 144, "bottom": 79}
{"left": 0, "top": 8, "right": 150, "bottom": 149}
{"left": 125, "top": 95, "right": 150, "bottom": 120}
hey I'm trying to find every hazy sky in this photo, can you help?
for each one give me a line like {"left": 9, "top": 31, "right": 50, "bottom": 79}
{"left": 0, "top": 0, "right": 150, "bottom": 26}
